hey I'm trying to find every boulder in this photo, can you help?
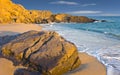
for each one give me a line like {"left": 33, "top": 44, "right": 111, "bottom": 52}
{"left": 1, "top": 30, "right": 81, "bottom": 75}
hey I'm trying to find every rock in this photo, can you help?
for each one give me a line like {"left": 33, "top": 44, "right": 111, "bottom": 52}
{"left": 69, "top": 16, "right": 95, "bottom": 23}
{"left": 1, "top": 30, "right": 81, "bottom": 75}
{"left": 50, "top": 14, "right": 96, "bottom": 23}
{"left": 0, "top": 35, "right": 17, "bottom": 46}
{"left": 0, "top": 0, "right": 98, "bottom": 24}
{"left": 14, "top": 68, "right": 41, "bottom": 75}
{"left": 101, "top": 20, "right": 107, "bottom": 22}
{"left": 0, "top": 0, "right": 52, "bottom": 23}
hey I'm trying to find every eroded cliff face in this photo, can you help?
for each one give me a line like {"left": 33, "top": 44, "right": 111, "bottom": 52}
{"left": 0, "top": 0, "right": 96, "bottom": 24}
{"left": 0, "top": 0, "right": 52, "bottom": 23}
{"left": 0, "top": 0, "right": 29, "bottom": 23}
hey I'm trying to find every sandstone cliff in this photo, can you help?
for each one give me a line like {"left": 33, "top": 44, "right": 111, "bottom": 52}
{"left": 0, "top": 0, "right": 52, "bottom": 23}
{"left": 0, "top": 0, "right": 96, "bottom": 24}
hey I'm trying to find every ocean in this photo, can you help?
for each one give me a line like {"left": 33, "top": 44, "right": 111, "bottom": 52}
{"left": 40, "top": 16, "right": 120, "bottom": 75}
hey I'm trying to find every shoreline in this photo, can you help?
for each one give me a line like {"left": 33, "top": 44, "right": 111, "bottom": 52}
{"left": 65, "top": 52, "right": 106, "bottom": 75}
{"left": 0, "top": 24, "right": 106, "bottom": 75}
{"left": 41, "top": 23, "right": 120, "bottom": 75}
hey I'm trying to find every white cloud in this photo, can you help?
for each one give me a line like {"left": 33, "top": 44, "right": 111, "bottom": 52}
{"left": 101, "top": 14, "right": 120, "bottom": 16}
{"left": 82, "top": 3, "right": 96, "bottom": 7}
{"left": 67, "top": 11, "right": 102, "bottom": 14}
{"left": 50, "top": 1, "right": 78, "bottom": 5}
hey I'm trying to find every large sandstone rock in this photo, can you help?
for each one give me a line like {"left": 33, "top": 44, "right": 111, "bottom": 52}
{"left": 1, "top": 31, "right": 81, "bottom": 75}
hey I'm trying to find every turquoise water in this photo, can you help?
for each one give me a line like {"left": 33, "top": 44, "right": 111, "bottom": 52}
{"left": 57, "top": 16, "right": 120, "bottom": 40}
{"left": 40, "top": 16, "right": 120, "bottom": 75}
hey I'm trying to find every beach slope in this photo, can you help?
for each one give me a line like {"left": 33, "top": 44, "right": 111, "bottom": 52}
{"left": 65, "top": 53, "right": 106, "bottom": 75}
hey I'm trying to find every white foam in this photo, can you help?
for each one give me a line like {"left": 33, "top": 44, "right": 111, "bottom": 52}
{"left": 107, "top": 65, "right": 120, "bottom": 75}
{"left": 94, "top": 20, "right": 102, "bottom": 23}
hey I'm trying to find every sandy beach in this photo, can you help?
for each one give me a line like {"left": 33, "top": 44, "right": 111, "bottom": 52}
{"left": 0, "top": 24, "right": 42, "bottom": 36}
{"left": 0, "top": 58, "right": 27, "bottom": 75}
{"left": 0, "top": 24, "right": 106, "bottom": 75}
{"left": 65, "top": 53, "right": 106, "bottom": 75}
{"left": 0, "top": 53, "right": 106, "bottom": 75}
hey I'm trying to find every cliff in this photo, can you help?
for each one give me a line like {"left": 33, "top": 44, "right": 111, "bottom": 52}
{"left": 0, "top": 0, "right": 96, "bottom": 24}
{"left": 0, "top": 0, "right": 52, "bottom": 23}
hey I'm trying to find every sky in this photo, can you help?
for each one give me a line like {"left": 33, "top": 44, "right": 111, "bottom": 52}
{"left": 12, "top": 0, "right": 120, "bottom": 16}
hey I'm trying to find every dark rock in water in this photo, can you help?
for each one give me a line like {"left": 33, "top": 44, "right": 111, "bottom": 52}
{"left": 101, "top": 20, "right": 107, "bottom": 22}
{"left": 1, "top": 30, "right": 81, "bottom": 75}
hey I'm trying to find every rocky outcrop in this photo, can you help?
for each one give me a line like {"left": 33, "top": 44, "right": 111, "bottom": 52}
{"left": 0, "top": 0, "right": 97, "bottom": 24}
{"left": 1, "top": 31, "right": 81, "bottom": 75}
{"left": 49, "top": 14, "right": 96, "bottom": 23}
{"left": 0, "top": 0, "right": 52, "bottom": 23}
{"left": 69, "top": 16, "right": 95, "bottom": 23}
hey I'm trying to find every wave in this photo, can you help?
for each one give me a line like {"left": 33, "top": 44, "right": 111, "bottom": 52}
{"left": 76, "top": 27, "right": 120, "bottom": 40}
{"left": 76, "top": 28, "right": 104, "bottom": 33}
{"left": 105, "top": 33, "right": 120, "bottom": 39}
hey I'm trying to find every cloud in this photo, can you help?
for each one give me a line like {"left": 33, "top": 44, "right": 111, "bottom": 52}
{"left": 101, "top": 14, "right": 120, "bottom": 16}
{"left": 67, "top": 11, "right": 102, "bottom": 14}
{"left": 50, "top": 1, "right": 78, "bottom": 5}
{"left": 82, "top": 3, "right": 96, "bottom": 7}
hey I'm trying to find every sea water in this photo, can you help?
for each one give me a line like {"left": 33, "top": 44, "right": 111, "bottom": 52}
{"left": 40, "top": 16, "right": 120, "bottom": 75}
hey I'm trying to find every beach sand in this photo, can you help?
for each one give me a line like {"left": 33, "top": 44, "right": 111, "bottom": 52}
{"left": 65, "top": 53, "right": 106, "bottom": 75}
{"left": 0, "top": 53, "right": 106, "bottom": 75}
{"left": 0, "top": 58, "right": 26, "bottom": 75}
{"left": 0, "top": 58, "right": 15, "bottom": 75}
{"left": 0, "top": 24, "right": 106, "bottom": 75}
{"left": 0, "top": 24, "right": 42, "bottom": 36}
